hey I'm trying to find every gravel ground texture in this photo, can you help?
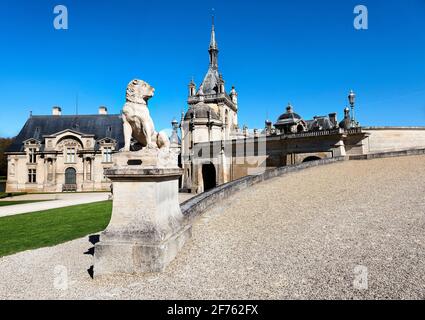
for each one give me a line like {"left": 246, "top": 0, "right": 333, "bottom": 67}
{"left": 1, "top": 156, "right": 424, "bottom": 300}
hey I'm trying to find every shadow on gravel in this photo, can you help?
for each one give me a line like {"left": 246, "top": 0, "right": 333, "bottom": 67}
{"left": 84, "top": 235, "right": 99, "bottom": 256}
{"left": 87, "top": 265, "right": 94, "bottom": 279}
{"left": 89, "top": 234, "right": 100, "bottom": 245}
{"left": 85, "top": 234, "right": 100, "bottom": 279}
{"left": 84, "top": 247, "right": 95, "bottom": 256}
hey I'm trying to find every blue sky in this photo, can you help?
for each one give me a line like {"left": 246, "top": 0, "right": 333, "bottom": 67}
{"left": 0, "top": 0, "right": 424, "bottom": 137}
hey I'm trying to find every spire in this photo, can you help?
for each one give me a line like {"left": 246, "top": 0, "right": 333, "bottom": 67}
{"left": 208, "top": 12, "right": 219, "bottom": 69}
{"left": 209, "top": 14, "right": 217, "bottom": 50}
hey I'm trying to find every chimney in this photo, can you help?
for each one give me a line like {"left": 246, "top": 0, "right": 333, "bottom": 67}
{"left": 328, "top": 113, "right": 337, "bottom": 127}
{"left": 98, "top": 106, "right": 108, "bottom": 115}
{"left": 52, "top": 106, "right": 62, "bottom": 116}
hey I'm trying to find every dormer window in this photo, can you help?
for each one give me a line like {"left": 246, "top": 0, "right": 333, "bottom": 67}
{"left": 28, "top": 148, "right": 37, "bottom": 164}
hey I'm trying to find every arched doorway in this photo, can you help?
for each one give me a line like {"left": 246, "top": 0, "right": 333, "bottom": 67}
{"left": 64, "top": 167, "right": 77, "bottom": 191}
{"left": 202, "top": 163, "right": 216, "bottom": 192}
{"left": 302, "top": 156, "right": 322, "bottom": 163}
{"left": 297, "top": 124, "right": 304, "bottom": 132}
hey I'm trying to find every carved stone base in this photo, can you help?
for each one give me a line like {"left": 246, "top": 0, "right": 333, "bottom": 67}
{"left": 94, "top": 224, "right": 191, "bottom": 275}
{"left": 114, "top": 148, "right": 179, "bottom": 168}
{"left": 93, "top": 151, "right": 190, "bottom": 277}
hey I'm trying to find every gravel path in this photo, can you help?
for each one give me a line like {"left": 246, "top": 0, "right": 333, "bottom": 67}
{"left": 0, "top": 193, "right": 194, "bottom": 218}
{"left": 0, "top": 193, "right": 111, "bottom": 218}
{"left": 1, "top": 156, "right": 424, "bottom": 300}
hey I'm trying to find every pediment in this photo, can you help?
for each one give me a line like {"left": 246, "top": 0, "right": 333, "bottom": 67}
{"left": 97, "top": 137, "right": 117, "bottom": 145}
{"left": 43, "top": 129, "right": 95, "bottom": 139}
{"left": 23, "top": 138, "right": 41, "bottom": 145}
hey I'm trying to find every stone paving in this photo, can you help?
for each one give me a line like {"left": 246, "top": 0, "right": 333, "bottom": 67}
{"left": 0, "top": 156, "right": 424, "bottom": 299}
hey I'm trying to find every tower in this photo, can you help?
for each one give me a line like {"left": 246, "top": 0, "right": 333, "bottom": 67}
{"left": 180, "top": 15, "right": 241, "bottom": 193}
{"left": 183, "top": 16, "right": 239, "bottom": 143}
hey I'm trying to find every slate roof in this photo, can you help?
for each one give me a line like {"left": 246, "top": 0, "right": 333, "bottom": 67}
{"left": 7, "top": 114, "right": 124, "bottom": 152}
{"left": 274, "top": 112, "right": 303, "bottom": 127}
{"left": 277, "top": 112, "right": 302, "bottom": 121}
{"left": 184, "top": 103, "right": 220, "bottom": 120}
{"left": 199, "top": 67, "right": 220, "bottom": 95}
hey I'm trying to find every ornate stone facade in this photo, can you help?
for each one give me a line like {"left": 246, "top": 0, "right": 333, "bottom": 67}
{"left": 6, "top": 108, "right": 123, "bottom": 192}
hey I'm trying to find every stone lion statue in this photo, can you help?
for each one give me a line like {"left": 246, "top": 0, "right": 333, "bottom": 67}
{"left": 122, "top": 79, "right": 170, "bottom": 151}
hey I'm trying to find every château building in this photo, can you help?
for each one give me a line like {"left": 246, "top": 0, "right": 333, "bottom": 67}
{"left": 5, "top": 107, "right": 123, "bottom": 192}
{"left": 7, "top": 17, "right": 424, "bottom": 196}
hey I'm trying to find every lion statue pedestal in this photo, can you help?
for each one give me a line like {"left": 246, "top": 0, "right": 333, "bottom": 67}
{"left": 93, "top": 79, "right": 191, "bottom": 277}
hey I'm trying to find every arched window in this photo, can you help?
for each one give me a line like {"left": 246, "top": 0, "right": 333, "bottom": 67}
{"left": 65, "top": 167, "right": 77, "bottom": 185}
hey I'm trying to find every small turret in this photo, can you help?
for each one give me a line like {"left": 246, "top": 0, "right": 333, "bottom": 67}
{"left": 218, "top": 73, "right": 225, "bottom": 94}
{"left": 188, "top": 78, "right": 196, "bottom": 97}
{"left": 265, "top": 119, "right": 272, "bottom": 135}
{"left": 339, "top": 107, "right": 352, "bottom": 130}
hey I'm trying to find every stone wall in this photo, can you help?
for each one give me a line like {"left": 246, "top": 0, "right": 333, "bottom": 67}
{"left": 181, "top": 156, "right": 347, "bottom": 223}
{"left": 186, "top": 130, "right": 357, "bottom": 194}
{"left": 363, "top": 127, "right": 425, "bottom": 153}
{"left": 349, "top": 147, "right": 425, "bottom": 160}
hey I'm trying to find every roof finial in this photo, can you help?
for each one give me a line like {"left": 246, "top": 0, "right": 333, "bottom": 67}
{"left": 208, "top": 8, "right": 218, "bottom": 69}
{"left": 286, "top": 102, "right": 293, "bottom": 113}
{"left": 209, "top": 8, "right": 217, "bottom": 50}
{"left": 212, "top": 8, "right": 215, "bottom": 29}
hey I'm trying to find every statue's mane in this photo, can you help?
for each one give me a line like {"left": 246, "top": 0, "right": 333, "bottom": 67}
{"left": 126, "top": 79, "right": 152, "bottom": 104}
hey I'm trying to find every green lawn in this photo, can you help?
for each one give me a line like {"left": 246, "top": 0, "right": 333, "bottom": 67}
{"left": 0, "top": 192, "right": 27, "bottom": 199}
{"left": 0, "top": 200, "right": 51, "bottom": 207}
{"left": 0, "top": 201, "right": 112, "bottom": 257}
